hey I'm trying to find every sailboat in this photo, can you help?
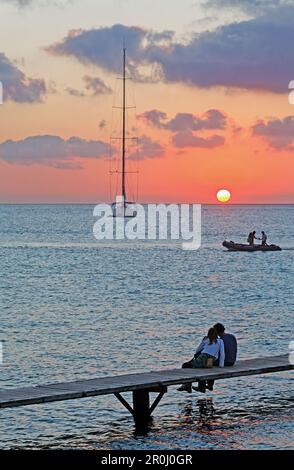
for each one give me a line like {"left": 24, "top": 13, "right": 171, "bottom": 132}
{"left": 111, "top": 47, "right": 137, "bottom": 217}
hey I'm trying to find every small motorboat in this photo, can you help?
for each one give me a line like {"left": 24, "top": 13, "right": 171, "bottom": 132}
{"left": 222, "top": 241, "right": 282, "bottom": 252}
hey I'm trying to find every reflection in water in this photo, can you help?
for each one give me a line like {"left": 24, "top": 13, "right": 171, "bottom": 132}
{"left": 133, "top": 417, "right": 154, "bottom": 437}
{"left": 0, "top": 204, "right": 293, "bottom": 449}
{"left": 198, "top": 398, "right": 215, "bottom": 419}
{"left": 180, "top": 398, "right": 217, "bottom": 432}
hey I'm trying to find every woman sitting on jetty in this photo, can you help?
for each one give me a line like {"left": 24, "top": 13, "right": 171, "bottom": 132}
{"left": 178, "top": 327, "right": 225, "bottom": 393}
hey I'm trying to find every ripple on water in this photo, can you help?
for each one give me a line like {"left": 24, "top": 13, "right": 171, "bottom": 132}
{"left": 0, "top": 204, "right": 293, "bottom": 449}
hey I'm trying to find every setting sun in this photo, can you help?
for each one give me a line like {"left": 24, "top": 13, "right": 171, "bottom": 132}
{"left": 217, "top": 189, "right": 231, "bottom": 203}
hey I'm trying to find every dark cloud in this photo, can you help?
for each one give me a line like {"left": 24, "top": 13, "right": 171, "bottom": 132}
{"left": 83, "top": 75, "right": 112, "bottom": 95}
{"left": 139, "top": 109, "right": 227, "bottom": 132}
{"left": 167, "top": 110, "right": 226, "bottom": 131}
{"left": 252, "top": 116, "right": 294, "bottom": 149}
{"left": 138, "top": 135, "right": 164, "bottom": 159}
{"left": 0, "top": 52, "right": 46, "bottom": 103}
{"left": 139, "top": 109, "right": 226, "bottom": 149}
{"left": 65, "top": 76, "right": 111, "bottom": 97}
{"left": 172, "top": 131, "right": 224, "bottom": 148}
{"left": 47, "top": 10, "right": 294, "bottom": 93}
{"left": 153, "top": 7, "right": 294, "bottom": 93}
{"left": 129, "top": 135, "right": 164, "bottom": 160}
{"left": 202, "top": 0, "right": 293, "bottom": 15}
{"left": 0, "top": 135, "right": 110, "bottom": 168}
{"left": 46, "top": 24, "right": 173, "bottom": 83}
{"left": 139, "top": 109, "right": 168, "bottom": 128}
{"left": 46, "top": 24, "right": 149, "bottom": 72}
{"left": 139, "top": 109, "right": 226, "bottom": 131}
{"left": 65, "top": 86, "right": 85, "bottom": 97}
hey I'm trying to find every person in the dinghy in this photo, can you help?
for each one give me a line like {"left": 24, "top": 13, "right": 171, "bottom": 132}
{"left": 260, "top": 231, "right": 268, "bottom": 246}
{"left": 247, "top": 230, "right": 257, "bottom": 245}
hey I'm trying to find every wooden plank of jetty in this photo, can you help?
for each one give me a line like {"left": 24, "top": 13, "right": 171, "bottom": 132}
{"left": 0, "top": 354, "right": 292, "bottom": 427}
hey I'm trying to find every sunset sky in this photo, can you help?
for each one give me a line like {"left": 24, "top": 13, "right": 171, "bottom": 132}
{"left": 0, "top": 0, "right": 294, "bottom": 203}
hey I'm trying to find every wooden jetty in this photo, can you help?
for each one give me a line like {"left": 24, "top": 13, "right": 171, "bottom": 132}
{"left": 0, "top": 354, "right": 292, "bottom": 428}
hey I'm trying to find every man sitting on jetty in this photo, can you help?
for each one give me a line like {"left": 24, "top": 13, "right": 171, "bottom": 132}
{"left": 204, "top": 323, "right": 237, "bottom": 392}
{"left": 178, "top": 326, "right": 225, "bottom": 393}
{"left": 178, "top": 323, "right": 237, "bottom": 393}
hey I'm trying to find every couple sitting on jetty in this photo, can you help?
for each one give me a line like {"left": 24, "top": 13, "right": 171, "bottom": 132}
{"left": 178, "top": 323, "right": 237, "bottom": 393}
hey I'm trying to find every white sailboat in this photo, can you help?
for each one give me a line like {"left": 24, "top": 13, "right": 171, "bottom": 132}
{"left": 111, "top": 47, "right": 137, "bottom": 217}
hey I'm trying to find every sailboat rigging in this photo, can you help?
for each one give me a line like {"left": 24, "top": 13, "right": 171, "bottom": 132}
{"left": 111, "top": 47, "right": 138, "bottom": 217}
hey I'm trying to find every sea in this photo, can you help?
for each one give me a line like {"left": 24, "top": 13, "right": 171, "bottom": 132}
{"left": 0, "top": 204, "right": 293, "bottom": 450}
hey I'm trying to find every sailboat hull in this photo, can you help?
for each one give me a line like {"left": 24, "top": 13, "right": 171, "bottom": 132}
{"left": 111, "top": 196, "right": 136, "bottom": 217}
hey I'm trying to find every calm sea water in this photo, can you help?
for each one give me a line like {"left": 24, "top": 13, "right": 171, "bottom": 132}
{"left": 0, "top": 204, "right": 293, "bottom": 450}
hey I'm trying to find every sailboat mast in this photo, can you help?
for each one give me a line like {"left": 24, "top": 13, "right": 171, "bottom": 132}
{"left": 122, "top": 47, "right": 126, "bottom": 201}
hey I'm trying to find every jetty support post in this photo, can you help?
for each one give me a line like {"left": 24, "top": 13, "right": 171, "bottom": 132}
{"left": 132, "top": 385, "right": 168, "bottom": 427}
{"left": 114, "top": 386, "right": 167, "bottom": 428}
{"left": 133, "top": 390, "right": 150, "bottom": 426}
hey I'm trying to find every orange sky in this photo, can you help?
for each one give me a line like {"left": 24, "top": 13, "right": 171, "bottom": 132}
{"left": 0, "top": 0, "right": 294, "bottom": 204}
{"left": 1, "top": 82, "right": 293, "bottom": 204}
